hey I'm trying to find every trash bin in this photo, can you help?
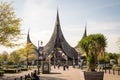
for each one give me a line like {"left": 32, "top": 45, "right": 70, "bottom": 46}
{"left": 42, "top": 61, "right": 50, "bottom": 74}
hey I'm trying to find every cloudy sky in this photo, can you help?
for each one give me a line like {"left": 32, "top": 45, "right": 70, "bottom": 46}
{"left": 0, "top": 0, "right": 120, "bottom": 53}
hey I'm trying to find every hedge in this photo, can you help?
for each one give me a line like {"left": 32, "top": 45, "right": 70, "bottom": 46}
{"left": 0, "top": 71, "right": 4, "bottom": 76}
{"left": 112, "top": 67, "right": 120, "bottom": 71}
{"left": 3, "top": 68, "right": 21, "bottom": 73}
{"left": 103, "top": 66, "right": 112, "bottom": 69}
{"left": 21, "top": 68, "right": 28, "bottom": 71}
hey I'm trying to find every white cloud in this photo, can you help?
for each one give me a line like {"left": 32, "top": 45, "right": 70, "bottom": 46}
{"left": 106, "top": 34, "right": 119, "bottom": 53}
{"left": 0, "top": 0, "right": 120, "bottom": 54}
{"left": 87, "top": 21, "right": 120, "bottom": 32}
{"left": 22, "top": 0, "right": 56, "bottom": 30}
{"left": 87, "top": 21, "right": 120, "bottom": 53}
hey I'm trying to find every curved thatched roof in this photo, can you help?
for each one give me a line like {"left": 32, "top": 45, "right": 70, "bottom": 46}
{"left": 27, "top": 30, "right": 38, "bottom": 56}
{"left": 44, "top": 11, "right": 78, "bottom": 59}
{"left": 75, "top": 26, "right": 87, "bottom": 48}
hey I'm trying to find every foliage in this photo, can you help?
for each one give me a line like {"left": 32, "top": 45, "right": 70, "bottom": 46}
{"left": 3, "top": 68, "right": 20, "bottom": 73}
{"left": 98, "top": 56, "right": 105, "bottom": 64}
{"left": 24, "top": 42, "right": 36, "bottom": 58}
{"left": 0, "top": 71, "right": 4, "bottom": 76}
{"left": 103, "top": 66, "right": 112, "bottom": 69}
{"left": 0, "top": 2, "right": 21, "bottom": 47}
{"left": 0, "top": 54, "right": 4, "bottom": 62}
{"left": 104, "top": 55, "right": 110, "bottom": 63}
{"left": 21, "top": 68, "right": 28, "bottom": 71}
{"left": 112, "top": 66, "right": 120, "bottom": 71}
{"left": 13, "top": 43, "right": 37, "bottom": 68}
{"left": 20, "top": 43, "right": 37, "bottom": 61}
{"left": 0, "top": 51, "right": 9, "bottom": 63}
{"left": 116, "top": 54, "right": 120, "bottom": 65}
{"left": 79, "top": 34, "right": 107, "bottom": 71}
{"left": 9, "top": 51, "right": 21, "bottom": 64}
{"left": 108, "top": 53, "right": 118, "bottom": 59}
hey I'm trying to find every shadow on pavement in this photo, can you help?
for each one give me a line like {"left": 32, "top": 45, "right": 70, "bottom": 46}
{"left": 40, "top": 72, "right": 65, "bottom": 80}
{"left": 49, "top": 72, "right": 61, "bottom": 74}
{"left": 40, "top": 76, "right": 66, "bottom": 80}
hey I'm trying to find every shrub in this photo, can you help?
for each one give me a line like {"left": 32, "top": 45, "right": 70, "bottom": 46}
{"left": 21, "top": 68, "right": 28, "bottom": 71}
{"left": 3, "top": 69, "right": 19, "bottom": 73}
{"left": 112, "top": 66, "right": 120, "bottom": 71}
{"left": 103, "top": 66, "right": 112, "bottom": 69}
{"left": 0, "top": 71, "right": 4, "bottom": 76}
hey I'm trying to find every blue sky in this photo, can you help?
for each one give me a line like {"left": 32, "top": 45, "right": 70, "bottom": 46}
{"left": 0, "top": 0, "right": 120, "bottom": 53}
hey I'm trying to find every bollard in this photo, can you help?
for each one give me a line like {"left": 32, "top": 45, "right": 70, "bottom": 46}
{"left": 118, "top": 70, "right": 120, "bottom": 75}
{"left": 109, "top": 69, "right": 110, "bottom": 74}
{"left": 20, "top": 76, "right": 23, "bottom": 80}
{"left": 105, "top": 68, "right": 106, "bottom": 73}
{"left": 25, "top": 75, "right": 27, "bottom": 80}
{"left": 113, "top": 69, "right": 115, "bottom": 75}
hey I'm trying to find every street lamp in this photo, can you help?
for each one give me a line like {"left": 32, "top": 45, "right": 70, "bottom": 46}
{"left": 37, "top": 40, "right": 43, "bottom": 74}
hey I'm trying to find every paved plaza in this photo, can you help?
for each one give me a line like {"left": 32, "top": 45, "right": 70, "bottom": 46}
{"left": 0, "top": 66, "right": 120, "bottom": 80}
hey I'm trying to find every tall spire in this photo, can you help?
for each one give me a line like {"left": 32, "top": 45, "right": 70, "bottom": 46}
{"left": 44, "top": 10, "right": 78, "bottom": 59}
{"left": 75, "top": 25, "right": 87, "bottom": 48}
{"left": 27, "top": 28, "right": 38, "bottom": 55}
{"left": 82, "top": 25, "right": 87, "bottom": 39}
{"left": 27, "top": 28, "right": 32, "bottom": 43}
{"left": 55, "top": 9, "right": 60, "bottom": 27}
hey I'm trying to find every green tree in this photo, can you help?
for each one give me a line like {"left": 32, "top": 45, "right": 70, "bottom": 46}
{"left": 98, "top": 56, "right": 105, "bottom": 64}
{"left": 1, "top": 51, "right": 9, "bottom": 64}
{"left": 18, "top": 43, "right": 36, "bottom": 68}
{"left": 0, "top": 2, "right": 21, "bottom": 47}
{"left": 79, "top": 34, "right": 107, "bottom": 71}
{"left": 0, "top": 54, "right": 4, "bottom": 63}
{"left": 9, "top": 51, "right": 21, "bottom": 65}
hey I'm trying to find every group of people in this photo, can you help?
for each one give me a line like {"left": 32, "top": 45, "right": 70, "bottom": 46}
{"left": 56, "top": 63, "right": 69, "bottom": 70}
{"left": 24, "top": 70, "right": 40, "bottom": 80}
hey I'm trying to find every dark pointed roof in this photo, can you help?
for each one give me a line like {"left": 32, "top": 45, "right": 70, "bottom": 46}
{"left": 44, "top": 11, "right": 78, "bottom": 59}
{"left": 27, "top": 29, "right": 32, "bottom": 43}
{"left": 27, "top": 29, "right": 38, "bottom": 55}
{"left": 75, "top": 26, "right": 87, "bottom": 48}
{"left": 81, "top": 26, "right": 87, "bottom": 39}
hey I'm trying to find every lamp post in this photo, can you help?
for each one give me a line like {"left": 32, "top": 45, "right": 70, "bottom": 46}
{"left": 37, "top": 40, "right": 43, "bottom": 74}
{"left": 53, "top": 52, "right": 56, "bottom": 69}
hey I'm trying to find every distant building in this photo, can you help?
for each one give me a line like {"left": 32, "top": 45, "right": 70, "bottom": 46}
{"left": 27, "top": 10, "right": 87, "bottom": 63}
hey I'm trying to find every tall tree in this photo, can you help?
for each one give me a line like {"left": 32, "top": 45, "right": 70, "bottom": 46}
{"left": 17, "top": 43, "right": 36, "bottom": 68}
{"left": 0, "top": 54, "right": 4, "bottom": 63}
{"left": 79, "top": 34, "right": 107, "bottom": 71}
{"left": 1, "top": 51, "right": 9, "bottom": 64}
{"left": 0, "top": 2, "right": 21, "bottom": 47}
{"left": 9, "top": 51, "right": 21, "bottom": 65}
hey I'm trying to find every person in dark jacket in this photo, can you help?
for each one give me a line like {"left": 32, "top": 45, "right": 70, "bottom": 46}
{"left": 32, "top": 70, "right": 40, "bottom": 80}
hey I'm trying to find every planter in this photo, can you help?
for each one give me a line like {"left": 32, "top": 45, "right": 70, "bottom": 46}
{"left": 84, "top": 71, "right": 104, "bottom": 80}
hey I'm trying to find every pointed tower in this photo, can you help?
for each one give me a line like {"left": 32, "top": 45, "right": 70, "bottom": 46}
{"left": 81, "top": 26, "right": 87, "bottom": 40}
{"left": 27, "top": 29, "right": 32, "bottom": 43}
{"left": 75, "top": 26, "right": 87, "bottom": 48}
{"left": 27, "top": 29, "right": 38, "bottom": 55}
{"left": 44, "top": 10, "right": 78, "bottom": 59}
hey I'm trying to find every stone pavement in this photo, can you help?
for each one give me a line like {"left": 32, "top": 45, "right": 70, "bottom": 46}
{"left": 41, "top": 66, "right": 84, "bottom": 80}
{"left": 0, "top": 66, "right": 120, "bottom": 80}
